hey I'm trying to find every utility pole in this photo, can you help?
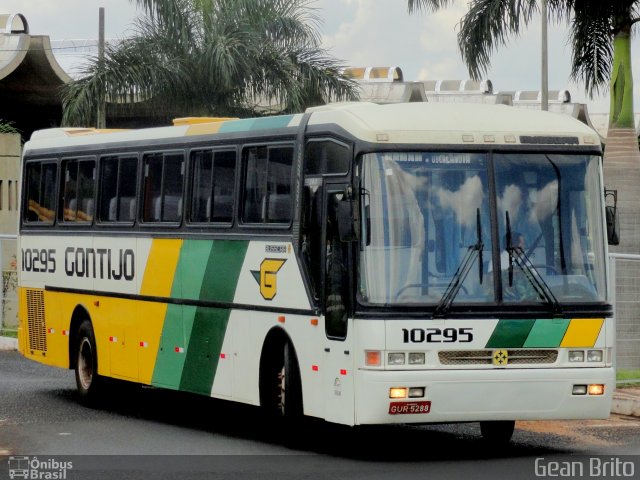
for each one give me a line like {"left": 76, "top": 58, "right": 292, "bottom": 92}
{"left": 97, "top": 7, "right": 106, "bottom": 128}
{"left": 541, "top": 0, "right": 549, "bottom": 111}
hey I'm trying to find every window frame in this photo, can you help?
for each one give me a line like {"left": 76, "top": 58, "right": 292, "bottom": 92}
{"left": 239, "top": 142, "right": 295, "bottom": 228}
{"left": 22, "top": 159, "right": 59, "bottom": 226}
{"left": 140, "top": 149, "right": 186, "bottom": 226}
{"left": 304, "top": 138, "right": 352, "bottom": 177}
{"left": 59, "top": 156, "right": 97, "bottom": 226}
{"left": 96, "top": 153, "right": 140, "bottom": 226}
{"left": 187, "top": 146, "right": 238, "bottom": 227}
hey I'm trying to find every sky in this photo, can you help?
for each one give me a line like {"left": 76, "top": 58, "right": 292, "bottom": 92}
{"left": 5, "top": 0, "right": 640, "bottom": 115}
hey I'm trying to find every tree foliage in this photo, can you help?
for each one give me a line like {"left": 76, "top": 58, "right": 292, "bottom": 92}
{"left": 63, "top": 0, "right": 357, "bottom": 126}
{"left": 407, "top": 0, "right": 640, "bottom": 97}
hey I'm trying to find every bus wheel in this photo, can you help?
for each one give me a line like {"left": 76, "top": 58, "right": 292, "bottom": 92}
{"left": 280, "top": 342, "right": 302, "bottom": 418}
{"left": 74, "top": 320, "right": 103, "bottom": 404}
{"left": 262, "top": 340, "right": 303, "bottom": 421}
{"left": 480, "top": 420, "right": 515, "bottom": 444}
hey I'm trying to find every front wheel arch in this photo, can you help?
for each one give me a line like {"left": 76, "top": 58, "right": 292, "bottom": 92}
{"left": 68, "top": 305, "right": 91, "bottom": 370}
{"left": 258, "top": 328, "right": 303, "bottom": 419}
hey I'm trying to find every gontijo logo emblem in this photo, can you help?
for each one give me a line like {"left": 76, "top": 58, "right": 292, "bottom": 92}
{"left": 251, "top": 258, "right": 286, "bottom": 300}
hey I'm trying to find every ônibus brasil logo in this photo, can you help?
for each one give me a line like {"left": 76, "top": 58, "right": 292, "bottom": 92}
{"left": 8, "top": 456, "right": 73, "bottom": 479}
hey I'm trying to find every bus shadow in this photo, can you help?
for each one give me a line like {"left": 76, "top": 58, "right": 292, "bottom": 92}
{"left": 48, "top": 383, "right": 574, "bottom": 461}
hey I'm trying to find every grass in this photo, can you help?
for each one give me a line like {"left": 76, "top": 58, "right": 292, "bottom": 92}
{"left": 617, "top": 369, "right": 640, "bottom": 387}
{"left": 0, "top": 328, "right": 17, "bottom": 338}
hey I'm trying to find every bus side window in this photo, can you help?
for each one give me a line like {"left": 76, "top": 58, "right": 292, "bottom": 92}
{"left": 61, "top": 158, "right": 95, "bottom": 223}
{"left": 325, "top": 192, "right": 349, "bottom": 340}
{"left": 99, "top": 156, "right": 138, "bottom": 223}
{"left": 211, "top": 150, "right": 236, "bottom": 223}
{"left": 24, "top": 161, "right": 57, "bottom": 224}
{"left": 305, "top": 140, "right": 350, "bottom": 175}
{"left": 190, "top": 149, "right": 236, "bottom": 224}
{"left": 242, "top": 145, "right": 293, "bottom": 224}
{"left": 142, "top": 151, "right": 184, "bottom": 223}
{"left": 300, "top": 181, "right": 323, "bottom": 301}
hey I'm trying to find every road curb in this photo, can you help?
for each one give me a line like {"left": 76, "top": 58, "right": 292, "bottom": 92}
{"left": 0, "top": 336, "right": 18, "bottom": 351}
{"left": 612, "top": 389, "right": 640, "bottom": 417}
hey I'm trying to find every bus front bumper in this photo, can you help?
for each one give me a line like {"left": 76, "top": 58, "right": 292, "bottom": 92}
{"left": 354, "top": 367, "right": 615, "bottom": 425}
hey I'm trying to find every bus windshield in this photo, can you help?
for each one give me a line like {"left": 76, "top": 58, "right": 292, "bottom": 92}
{"left": 358, "top": 152, "right": 606, "bottom": 308}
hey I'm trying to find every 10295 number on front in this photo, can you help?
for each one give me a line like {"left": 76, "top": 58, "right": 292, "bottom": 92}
{"left": 402, "top": 327, "right": 473, "bottom": 343}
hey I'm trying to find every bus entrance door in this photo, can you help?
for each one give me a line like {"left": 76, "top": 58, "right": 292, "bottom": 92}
{"left": 322, "top": 187, "right": 355, "bottom": 425}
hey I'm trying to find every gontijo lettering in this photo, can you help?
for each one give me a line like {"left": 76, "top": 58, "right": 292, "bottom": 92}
{"left": 64, "top": 247, "right": 135, "bottom": 281}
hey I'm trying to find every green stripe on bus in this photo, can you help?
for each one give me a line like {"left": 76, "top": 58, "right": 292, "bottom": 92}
{"left": 152, "top": 240, "right": 214, "bottom": 389}
{"left": 523, "top": 319, "right": 570, "bottom": 348}
{"left": 152, "top": 303, "right": 190, "bottom": 389}
{"left": 198, "top": 240, "right": 249, "bottom": 303}
{"left": 179, "top": 240, "right": 249, "bottom": 394}
{"left": 485, "top": 319, "right": 536, "bottom": 348}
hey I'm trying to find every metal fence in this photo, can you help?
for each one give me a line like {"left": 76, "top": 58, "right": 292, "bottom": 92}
{"left": 609, "top": 253, "right": 640, "bottom": 383}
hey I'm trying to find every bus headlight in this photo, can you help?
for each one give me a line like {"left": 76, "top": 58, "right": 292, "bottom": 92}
{"left": 389, "top": 387, "right": 407, "bottom": 398}
{"left": 388, "top": 353, "right": 405, "bottom": 365}
{"left": 408, "top": 387, "right": 425, "bottom": 398}
{"left": 572, "top": 385, "right": 587, "bottom": 395}
{"left": 569, "top": 350, "right": 585, "bottom": 362}
{"left": 408, "top": 352, "right": 425, "bottom": 365}
{"left": 587, "top": 350, "right": 603, "bottom": 362}
{"left": 588, "top": 384, "right": 605, "bottom": 395}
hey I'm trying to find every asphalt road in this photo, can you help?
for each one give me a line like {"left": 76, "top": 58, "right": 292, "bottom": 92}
{"left": 1, "top": 351, "right": 639, "bottom": 480}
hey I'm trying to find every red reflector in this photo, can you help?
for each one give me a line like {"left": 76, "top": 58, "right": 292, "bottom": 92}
{"left": 278, "top": 316, "right": 286, "bottom": 323}
{"left": 139, "top": 341, "right": 148, "bottom": 348}
{"left": 312, "top": 365, "right": 319, "bottom": 372}
{"left": 175, "top": 346, "right": 184, "bottom": 353}
{"left": 220, "top": 353, "right": 226, "bottom": 359}
{"left": 340, "top": 369, "right": 347, "bottom": 376}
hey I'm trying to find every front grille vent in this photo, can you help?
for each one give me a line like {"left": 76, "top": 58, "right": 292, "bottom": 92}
{"left": 26, "top": 289, "right": 47, "bottom": 353}
{"left": 439, "top": 349, "right": 558, "bottom": 365}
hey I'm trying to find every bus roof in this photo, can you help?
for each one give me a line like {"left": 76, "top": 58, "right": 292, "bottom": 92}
{"left": 305, "top": 102, "right": 599, "bottom": 146}
{"left": 24, "top": 102, "right": 599, "bottom": 154}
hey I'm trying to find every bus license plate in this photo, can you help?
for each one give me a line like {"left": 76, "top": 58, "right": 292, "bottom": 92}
{"left": 388, "top": 401, "right": 431, "bottom": 415}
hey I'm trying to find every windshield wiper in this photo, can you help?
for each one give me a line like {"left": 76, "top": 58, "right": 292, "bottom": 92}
{"left": 434, "top": 209, "right": 483, "bottom": 317}
{"left": 505, "top": 212, "right": 562, "bottom": 314}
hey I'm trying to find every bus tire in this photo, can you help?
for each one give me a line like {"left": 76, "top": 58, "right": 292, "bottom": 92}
{"left": 480, "top": 420, "right": 515, "bottom": 444}
{"left": 261, "top": 339, "right": 303, "bottom": 422}
{"left": 281, "top": 341, "right": 303, "bottom": 420}
{"left": 74, "top": 319, "right": 104, "bottom": 405}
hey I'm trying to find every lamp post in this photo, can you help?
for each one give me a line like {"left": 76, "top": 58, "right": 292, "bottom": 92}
{"left": 541, "top": 0, "right": 549, "bottom": 111}
{"left": 97, "top": 7, "right": 106, "bottom": 128}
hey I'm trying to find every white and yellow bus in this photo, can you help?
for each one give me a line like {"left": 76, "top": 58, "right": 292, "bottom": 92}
{"left": 18, "top": 102, "right": 615, "bottom": 442}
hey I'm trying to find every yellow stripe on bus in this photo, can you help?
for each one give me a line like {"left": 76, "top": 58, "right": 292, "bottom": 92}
{"left": 140, "top": 239, "right": 183, "bottom": 297}
{"left": 138, "top": 239, "right": 183, "bottom": 384}
{"left": 185, "top": 122, "right": 225, "bottom": 136}
{"left": 560, "top": 318, "right": 604, "bottom": 348}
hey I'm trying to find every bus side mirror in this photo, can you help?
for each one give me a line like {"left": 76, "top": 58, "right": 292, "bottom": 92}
{"left": 336, "top": 184, "right": 359, "bottom": 243}
{"left": 605, "top": 189, "right": 620, "bottom": 245}
{"left": 337, "top": 200, "right": 358, "bottom": 242}
{"left": 606, "top": 206, "right": 620, "bottom": 245}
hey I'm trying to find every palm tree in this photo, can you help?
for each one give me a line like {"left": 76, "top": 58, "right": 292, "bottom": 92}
{"left": 407, "top": 0, "right": 639, "bottom": 132}
{"left": 62, "top": 0, "right": 357, "bottom": 126}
